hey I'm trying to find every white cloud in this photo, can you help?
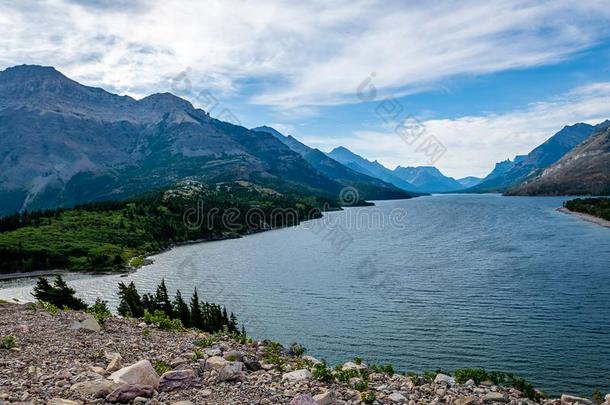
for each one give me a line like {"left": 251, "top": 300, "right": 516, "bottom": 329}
{"left": 1, "top": 0, "right": 610, "bottom": 108}
{"left": 301, "top": 82, "right": 610, "bottom": 178}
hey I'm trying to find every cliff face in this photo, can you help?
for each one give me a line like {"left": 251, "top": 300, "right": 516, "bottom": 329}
{"left": 507, "top": 126, "right": 610, "bottom": 196}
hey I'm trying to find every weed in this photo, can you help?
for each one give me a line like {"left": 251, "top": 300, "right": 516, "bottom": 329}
{"left": 0, "top": 335, "right": 16, "bottom": 349}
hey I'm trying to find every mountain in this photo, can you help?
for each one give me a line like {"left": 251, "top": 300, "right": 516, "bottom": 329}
{"left": 506, "top": 125, "right": 610, "bottom": 196}
{"left": 467, "top": 122, "right": 600, "bottom": 192}
{"left": 252, "top": 127, "right": 417, "bottom": 200}
{"left": 0, "top": 65, "right": 352, "bottom": 215}
{"left": 327, "top": 147, "right": 422, "bottom": 193}
{"left": 392, "top": 166, "right": 463, "bottom": 193}
{"left": 457, "top": 176, "right": 482, "bottom": 188}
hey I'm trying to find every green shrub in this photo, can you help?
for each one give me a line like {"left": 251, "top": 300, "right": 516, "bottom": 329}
{"left": 195, "top": 337, "right": 216, "bottom": 347}
{"left": 1, "top": 335, "right": 16, "bottom": 349}
{"left": 369, "top": 363, "right": 394, "bottom": 375}
{"left": 153, "top": 360, "right": 171, "bottom": 375}
{"left": 289, "top": 342, "right": 306, "bottom": 357}
{"left": 87, "top": 298, "right": 111, "bottom": 325}
{"left": 354, "top": 380, "right": 368, "bottom": 392}
{"left": 264, "top": 341, "right": 285, "bottom": 367}
{"left": 142, "top": 328, "right": 151, "bottom": 337}
{"left": 454, "top": 368, "right": 488, "bottom": 384}
{"left": 192, "top": 349, "right": 204, "bottom": 361}
{"left": 225, "top": 353, "right": 238, "bottom": 362}
{"left": 25, "top": 302, "right": 37, "bottom": 311}
{"left": 312, "top": 362, "right": 335, "bottom": 383}
{"left": 143, "top": 310, "right": 182, "bottom": 331}
{"left": 37, "top": 300, "right": 59, "bottom": 314}
{"left": 353, "top": 356, "right": 363, "bottom": 365}
{"left": 335, "top": 368, "right": 360, "bottom": 383}
{"left": 361, "top": 392, "right": 376, "bottom": 404}
{"left": 453, "top": 368, "right": 544, "bottom": 401}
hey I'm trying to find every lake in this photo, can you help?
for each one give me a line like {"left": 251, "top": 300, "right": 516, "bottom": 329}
{"left": 1, "top": 194, "right": 609, "bottom": 396}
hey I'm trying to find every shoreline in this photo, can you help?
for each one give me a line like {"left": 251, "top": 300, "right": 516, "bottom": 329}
{"left": 557, "top": 207, "right": 610, "bottom": 228}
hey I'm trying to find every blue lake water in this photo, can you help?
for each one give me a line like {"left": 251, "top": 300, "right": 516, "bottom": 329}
{"left": 1, "top": 194, "right": 609, "bottom": 396}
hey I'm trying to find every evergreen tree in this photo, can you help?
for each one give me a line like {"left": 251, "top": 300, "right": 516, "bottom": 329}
{"left": 32, "top": 276, "right": 87, "bottom": 310}
{"left": 117, "top": 281, "right": 144, "bottom": 318}
{"left": 141, "top": 293, "right": 156, "bottom": 313}
{"left": 173, "top": 290, "right": 191, "bottom": 328}
{"left": 154, "top": 279, "right": 174, "bottom": 317}
{"left": 190, "top": 288, "right": 203, "bottom": 329}
{"left": 229, "top": 312, "right": 238, "bottom": 333}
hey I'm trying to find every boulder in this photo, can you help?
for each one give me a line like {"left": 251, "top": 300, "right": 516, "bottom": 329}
{"left": 204, "top": 356, "right": 228, "bottom": 371}
{"left": 484, "top": 392, "right": 507, "bottom": 403}
{"left": 282, "top": 369, "right": 312, "bottom": 382}
{"left": 106, "top": 384, "right": 154, "bottom": 403}
{"left": 290, "top": 394, "right": 316, "bottom": 405}
{"left": 433, "top": 373, "right": 455, "bottom": 385}
{"left": 605, "top": 394, "right": 610, "bottom": 404}
{"left": 70, "top": 316, "right": 101, "bottom": 332}
{"left": 159, "top": 368, "right": 201, "bottom": 391}
{"left": 218, "top": 362, "right": 245, "bottom": 382}
{"left": 388, "top": 392, "right": 406, "bottom": 402}
{"left": 204, "top": 347, "right": 222, "bottom": 357}
{"left": 70, "top": 379, "right": 119, "bottom": 398}
{"left": 313, "top": 390, "right": 335, "bottom": 405}
{"left": 170, "top": 357, "right": 188, "bottom": 368}
{"left": 560, "top": 394, "right": 593, "bottom": 404}
{"left": 109, "top": 360, "right": 159, "bottom": 389}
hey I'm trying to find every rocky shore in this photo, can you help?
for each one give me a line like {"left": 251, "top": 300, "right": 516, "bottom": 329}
{"left": 0, "top": 303, "right": 607, "bottom": 405}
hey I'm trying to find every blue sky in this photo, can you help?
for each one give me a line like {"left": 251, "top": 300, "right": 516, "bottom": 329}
{"left": 1, "top": 0, "right": 610, "bottom": 177}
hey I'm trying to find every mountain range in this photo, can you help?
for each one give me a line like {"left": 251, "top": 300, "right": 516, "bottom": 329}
{"left": 466, "top": 122, "right": 610, "bottom": 193}
{"left": 1, "top": 64, "right": 607, "bottom": 216}
{"left": 506, "top": 125, "right": 610, "bottom": 196}
{"left": 0, "top": 65, "right": 421, "bottom": 216}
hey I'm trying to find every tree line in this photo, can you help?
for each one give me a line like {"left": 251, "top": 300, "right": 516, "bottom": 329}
{"left": 32, "top": 275, "right": 240, "bottom": 335}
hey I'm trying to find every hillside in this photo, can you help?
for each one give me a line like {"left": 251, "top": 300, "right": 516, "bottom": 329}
{"left": 0, "top": 302, "right": 574, "bottom": 404}
{"left": 467, "top": 122, "right": 602, "bottom": 193}
{"left": 0, "top": 181, "right": 333, "bottom": 274}
{"left": 252, "top": 127, "right": 417, "bottom": 200}
{"left": 506, "top": 126, "right": 610, "bottom": 196}
{"left": 0, "top": 65, "right": 346, "bottom": 216}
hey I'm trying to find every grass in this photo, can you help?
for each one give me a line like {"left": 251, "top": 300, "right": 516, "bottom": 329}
{"left": 153, "top": 360, "right": 171, "bottom": 376}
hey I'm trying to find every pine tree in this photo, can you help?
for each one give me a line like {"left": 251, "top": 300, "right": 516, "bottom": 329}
{"left": 154, "top": 279, "right": 174, "bottom": 317}
{"left": 32, "top": 276, "right": 87, "bottom": 310}
{"left": 117, "top": 281, "right": 144, "bottom": 318}
{"left": 190, "top": 289, "right": 203, "bottom": 330}
{"left": 173, "top": 290, "right": 191, "bottom": 328}
{"left": 229, "top": 312, "right": 238, "bottom": 333}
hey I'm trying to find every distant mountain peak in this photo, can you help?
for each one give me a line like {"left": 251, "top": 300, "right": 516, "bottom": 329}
{"left": 1, "top": 64, "right": 63, "bottom": 78}
{"left": 139, "top": 92, "right": 195, "bottom": 111}
{"left": 251, "top": 126, "right": 287, "bottom": 141}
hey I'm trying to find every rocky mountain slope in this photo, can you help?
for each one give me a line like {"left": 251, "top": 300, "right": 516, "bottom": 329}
{"left": 252, "top": 127, "right": 417, "bottom": 200}
{"left": 506, "top": 126, "right": 610, "bottom": 196}
{"left": 1, "top": 302, "right": 601, "bottom": 404}
{"left": 467, "top": 122, "right": 605, "bottom": 193}
{"left": 456, "top": 176, "right": 482, "bottom": 188}
{"left": 0, "top": 65, "right": 346, "bottom": 216}
{"left": 392, "top": 166, "right": 463, "bottom": 193}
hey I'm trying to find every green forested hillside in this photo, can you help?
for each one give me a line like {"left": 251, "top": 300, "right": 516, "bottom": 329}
{"left": 0, "top": 181, "right": 334, "bottom": 274}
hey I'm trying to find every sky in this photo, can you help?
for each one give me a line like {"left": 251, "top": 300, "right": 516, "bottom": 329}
{"left": 1, "top": 0, "right": 610, "bottom": 178}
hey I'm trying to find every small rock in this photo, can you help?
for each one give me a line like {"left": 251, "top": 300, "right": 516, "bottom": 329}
{"left": 171, "top": 402, "right": 194, "bottom": 405}
{"left": 388, "top": 392, "right": 407, "bottom": 402}
{"left": 480, "top": 380, "right": 495, "bottom": 387}
{"left": 170, "top": 357, "right": 188, "bottom": 368}
{"left": 106, "top": 353, "right": 122, "bottom": 372}
{"left": 433, "top": 373, "right": 455, "bottom": 385}
{"left": 454, "top": 397, "right": 476, "bottom": 405}
{"left": 244, "top": 358, "right": 262, "bottom": 371}
{"left": 133, "top": 397, "right": 148, "bottom": 405}
{"left": 106, "top": 384, "right": 154, "bottom": 403}
{"left": 223, "top": 350, "right": 244, "bottom": 362}
{"left": 204, "top": 356, "right": 228, "bottom": 371}
{"left": 89, "top": 366, "right": 107, "bottom": 375}
{"left": 48, "top": 399, "right": 80, "bottom": 405}
{"left": 342, "top": 361, "right": 366, "bottom": 371}
{"left": 70, "top": 379, "right": 118, "bottom": 398}
{"left": 109, "top": 360, "right": 159, "bottom": 389}
{"left": 560, "top": 394, "right": 593, "bottom": 404}
{"left": 204, "top": 347, "right": 222, "bottom": 357}
{"left": 313, "top": 390, "right": 336, "bottom": 405}
{"left": 282, "top": 369, "right": 312, "bottom": 382}
{"left": 218, "top": 361, "right": 245, "bottom": 382}
{"left": 290, "top": 394, "right": 316, "bottom": 405}
{"left": 70, "top": 316, "right": 101, "bottom": 332}
{"left": 159, "top": 368, "right": 201, "bottom": 391}
{"left": 302, "top": 355, "right": 322, "bottom": 365}
{"left": 484, "top": 392, "right": 507, "bottom": 403}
